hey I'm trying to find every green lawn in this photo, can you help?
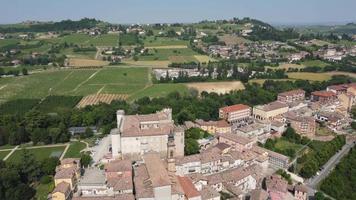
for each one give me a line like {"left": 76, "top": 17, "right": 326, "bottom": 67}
{"left": 0, "top": 38, "right": 20, "bottom": 48}
{"left": 274, "top": 139, "right": 303, "bottom": 152}
{"left": 35, "top": 181, "right": 54, "bottom": 200}
{"left": 63, "top": 141, "right": 87, "bottom": 158}
{"left": 0, "top": 144, "right": 15, "bottom": 150}
{"left": 0, "top": 151, "right": 10, "bottom": 160}
{"left": 7, "top": 146, "right": 66, "bottom": 163}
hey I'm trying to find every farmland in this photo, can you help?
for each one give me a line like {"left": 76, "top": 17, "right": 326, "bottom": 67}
{"left": 138, "top": 48, "right": 200, "bottom": 61}
{"left": 76, "top": 94, "right": 128, "bottom": 108}
{"left": 143, "top": 36, "right": 188, "bottom": 47}
{"left": 67, "top": 58, "right": 109, "bottom": 67}
{"left": 287, "top": 72, "right": 332, "bottom": 81}
{"left": 186, "top": 81, "right": 245, "bottom": 94}
{"left": 44, "top": 33, "right": 119, "bottom": 47}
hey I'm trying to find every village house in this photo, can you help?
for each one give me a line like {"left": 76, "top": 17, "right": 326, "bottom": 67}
{"left": 265, "top": 174, "right": 291, "bottom": 200}
{"left": 52, "top": 159, "right": 81, "bottom": 200}
{"left": 311, "top": 90, "right": 338, "bottom": 104}
{"left": 195, "top": 119, "right": 231, "bottom": 135}
{"left": 253, "top": 101, "right": 289, "bottom": 122}
{"left": 293, "top": 184, "right": 308, "bottom": 200}
{"left": 277, "top": 89, "right": 305, "bottom": 103}
{"left": 219, "top": 104, "right": 251, "bottom": 123}
{"left": 234, "top": 122, "right": 271, "bottom": 143}
{"left": 111, "top": 109, "right": 185, "bottom": 160}
{"left": 217, "top": 132, "right": 255, "bottom": 152}
{"left": 284, "top": 112, "right": 316, "bottom": 137}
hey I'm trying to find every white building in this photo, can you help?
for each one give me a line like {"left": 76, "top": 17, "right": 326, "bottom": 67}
{"left": 111, "top": 109, "right": 184, "bottom": 160}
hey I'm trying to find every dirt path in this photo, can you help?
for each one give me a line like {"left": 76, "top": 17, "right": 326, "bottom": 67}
{"left": 0, "top": 84, "right": 8, "bottom": 90}
{"left": 72, "top": 69, "right": 101, "bottom": 92}
{"left": 3, "top": 145, "right": 19, "bottom": 161}
{"left": 59, "top": 144, "right": 70, "bottom": 160}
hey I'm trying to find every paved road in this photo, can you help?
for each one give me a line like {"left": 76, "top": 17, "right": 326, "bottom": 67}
{"left": 90, "top": 134, "right": 111, "bottom": 163}
{"left": 305, "top": 140, "right": 355, "bottom": 198}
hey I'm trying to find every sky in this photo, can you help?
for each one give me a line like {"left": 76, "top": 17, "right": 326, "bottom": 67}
{"left": 1, "top": 0, "right": 356, "bottom": 25}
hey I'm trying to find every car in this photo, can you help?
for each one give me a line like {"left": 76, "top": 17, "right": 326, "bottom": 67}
{"left": 316, "top": 172, "right": 320, "bottom": 176}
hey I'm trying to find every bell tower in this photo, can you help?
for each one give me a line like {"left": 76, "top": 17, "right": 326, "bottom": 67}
{"left": 167, "top": 132, "right": 176, "bottom": 172}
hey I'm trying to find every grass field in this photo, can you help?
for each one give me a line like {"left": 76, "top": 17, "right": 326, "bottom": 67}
{"left": 193, "top": 55, "right": 215, "bottom": 63}
{"left": 139, "top": 48, "right": 199, "bottom": 61}
{"left": 46, "top": 33, "right": 118, "bottom": 47}
{"left": 0, "top": 151, "right": 10, "bottom": 160}
{"left": 0, "top": 38, "right": 19, "bottom": 48}
{"left": 143, "top": 36, "right": 188, "bottom": 47}
{"left": 63, "top": 141, "right": 87, "bottom": 158}
{"left": 287, "top": 72, "right": 332, "bottom": 81}
{"left": 274, "top": 139, "right": 303, "bottom": 152}
{"left": 7, "top": 146, "right": 66, "bottom": 163}
{"left": 301, "top": 60, "right": 329, "bottom": 67}
{"left": 0, "top": 66, "right": 191, "bottom": 103}
{"left": 325, "top": 71, "right": 356, "bottom": 78}
{"left": 186, "top": 81, "right": 245, "bottom": 94}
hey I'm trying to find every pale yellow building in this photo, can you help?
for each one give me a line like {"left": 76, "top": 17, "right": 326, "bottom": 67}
{"left": 253, "top": 101, "right": 289, "bottom": 122}
{"left": 52, "top": 182, "right": 72, "bottom": 200}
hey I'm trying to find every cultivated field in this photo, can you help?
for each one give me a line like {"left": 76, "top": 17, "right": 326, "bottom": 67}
{"left": 325, "top": 71, "right": 356, "bottom": 78}
{"left": 123, "top": 60, "right": 171, "bottom": 68}
{"left": 76, "top": 93, "right": 128, "bottom": 108}
{"left": 169, "top": 56, "right": 198, "bottom": 63}
{"left": 287, "top": 72, "right": 332, "bottom": 81}
{"left": 249, "top": 79, "right": 292, "bottom": 85}
{"left": 139, "top": 48, "right": 199, "bottom": 61}
{"left": 68, "top": 58, "right": 109, "bottom": 67}
{"left": 194, "top": 55, "right": 216, "bottom": 63}
{"left": 186, "top": 81, "right": 245, "bottom": 94}
{"left": 219, "top": 34, "right": 251, "bottom": 45}
{"left": 143, "top": 36, "right": 188, "bottom": 47}
{"left": 0, "top": 66, "right": 192, "bottom": 103}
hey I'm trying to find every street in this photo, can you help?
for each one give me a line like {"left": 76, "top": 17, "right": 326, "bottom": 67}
{"left": 305, "top": 139, "right": 355, "bottom": 198}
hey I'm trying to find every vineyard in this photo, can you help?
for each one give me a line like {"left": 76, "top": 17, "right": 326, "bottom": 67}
{"left": 36, "top": 96, "right": 83, "bottom": 114}
{"left": 0, "top": 99, "right": 40, "bottom": 115}
{"left": 76, "top": 93, "right": 128, "bottom": 108}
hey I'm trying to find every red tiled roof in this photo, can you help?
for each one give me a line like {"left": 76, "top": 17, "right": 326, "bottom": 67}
{"left": 177, "top": 176, "right": 200, "bottom": 198}
{"left": 278, "top": 89, "right": 305, "bottom": 97}
{"left": 220, "top": 104, "right": 250, "bottom": 113}
{"left": 312, "top": 91, "right": 336, "bottom": 97}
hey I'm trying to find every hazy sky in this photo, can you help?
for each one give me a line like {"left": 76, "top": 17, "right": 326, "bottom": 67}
{"left": 1, "top": 0, "right": 355, "bottom": 25}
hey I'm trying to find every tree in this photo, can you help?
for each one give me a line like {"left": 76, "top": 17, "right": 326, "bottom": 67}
{"left": 80, "top": 153, "right": 92, "bottom": 168}
{"left": 185, "top": 138, "right": 199, "bottom": 155}
{"left": 351, "top": 121, "right": 356, "bottom": 130}
{"left": 22, "top": 68, "right": 28, "bottom": 75}
{"left": 16, "top": 149, "right": 41, "bottom": 183}
{"left": 41, "top": 157, "right": 60, "bottom": 175}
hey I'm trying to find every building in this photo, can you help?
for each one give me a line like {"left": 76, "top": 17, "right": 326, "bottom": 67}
{"left": 219, "top": 104, "right": 251, "bottom": 123}
{"left": 133, "top": 153, "right": 185, "bottom": 200}
{"left": 253, "top": 101, "right": 289, "bottom": 122}
{"left": 195, "top": 119, "right": 231, "bottom": 135}
{"left": 252, "top": 146, "right": 289, "bottom": 169}
{"left": 249, "top": 189, "right": 269, "bottom": 200}
{"left": 73, "top": 194, "right": 135, "bottom": 200}
{"left": 234, "top": 122, "right": 271, "bottom": 143}
{"left": 217, "top": 132, "right": 254, "bottom": 152}
{"left": 311, "top": 91, "right": 337, "bottom": 104}
{"left": 77, "top": 168, "right": 108, "bottom": 197}
{"left": 52, "top": 182, "right": 72, "bottom": 200}
{"left": 111, "top": 109, "right": 184, "bottom": 160}
{"left": 52, "top": 158, "right": 81, "bottom": 199}
{"left": 277, "top": 89, "right": 305, "bottom": 103}
{"left": 177, "top": 176, "right": 202, "bottom": 200}
{"left": 294, "top": 184, "right": 308, "bottom": 200}
{"left": 265, "top": 175, "right": 289, "bottom": 200}
{"left": 284, "top": 112, "right": 316, "bottom": 137}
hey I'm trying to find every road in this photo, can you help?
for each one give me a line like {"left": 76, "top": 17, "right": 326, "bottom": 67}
{"left": 90, "top": 134, "right": 112, "bottom": 163}
{"left": 305, "top": 139, "right": 355, "bottom": 197}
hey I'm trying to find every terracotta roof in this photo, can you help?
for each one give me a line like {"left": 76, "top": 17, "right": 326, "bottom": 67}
{"left": 105, "top": 159, "right": 132, "bottom": 173}
{"left": 107, "top": 176, "right": 133, "bottom": 191}
{"left": 52, "top": 182, "right": 71, "bottom": 195}
{"left": 218, "top": 132, "right": 253, "bottom": 145}
{"left": 143, "top": 153, "right": 171, "bottom": 187}
{"left": 266, "top": 174, "right": 288, "bottom": 193}
{"left": 312, "top": 90, "right": 337, "bottom": 97}
{"left": 61, "top": 158, "right": 80, "bottom": 165}
{"left": 255, "top": 101, "right": 288, "bottom": 112}
{"left": 177, "top": 176, "right": 201, "bottom": 198}
{"left": 55, "top": 166, "right": 76, "bottom": 179}
{"left": 73, "top": 194, "right": 135, "bottom": 200}
{"left": 220, "top": 104, "right": 250, "bottom": 113}
{"left": 250, "top": 189, "right": 269, "bottom": 200}
{"left": 201, "top": 186, "right": 220, "bottom": 200}
{"left": 294, "top": 184, "right": 308, "bottom": 193}
{"left": 278, "top": 89, "right": 305, "bottom": 97}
